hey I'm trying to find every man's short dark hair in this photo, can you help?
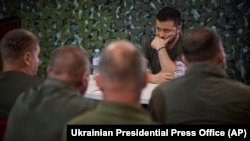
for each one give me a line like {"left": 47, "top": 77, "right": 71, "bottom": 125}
{"left": 0, "top": 29, "right": 38, "bottom": 61}
{"left": 156, "top": 6, "right": 181, "bottom": 26}
{"left": 182, "top": 27, "right": 222, "bottom": 62}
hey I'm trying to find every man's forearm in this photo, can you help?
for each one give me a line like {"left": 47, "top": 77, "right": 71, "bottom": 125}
{"left": 148, "top": 73, "right": 156, "bottom": 83}
{"left": 157, "top": 48, "right": 176, "bottom": 73}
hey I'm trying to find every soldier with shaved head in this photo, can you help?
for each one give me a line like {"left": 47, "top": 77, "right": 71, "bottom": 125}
{"left": 4, "top": 45, "right": 97, "bottom": 141}
{"left": 65, "top": 40, "right": 155, "bottom": 126}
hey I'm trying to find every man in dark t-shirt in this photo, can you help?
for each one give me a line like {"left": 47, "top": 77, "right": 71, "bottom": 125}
{"left": 142, "top": 7, "right": 183, "bottom": 84}
{"left": 0, "top": 29, "right": 44, "bottom": 119}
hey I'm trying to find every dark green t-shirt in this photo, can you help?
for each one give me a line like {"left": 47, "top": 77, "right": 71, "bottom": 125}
{"left": 142, "top": 37, "right": 182, "bottom": 74}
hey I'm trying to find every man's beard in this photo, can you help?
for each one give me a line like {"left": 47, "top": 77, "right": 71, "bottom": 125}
{"left": 165, "top": 30, "right": 178, "bottom": 47}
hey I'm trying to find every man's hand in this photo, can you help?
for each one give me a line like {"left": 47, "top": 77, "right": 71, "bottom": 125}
{"left": 148, "top": 71, "right": 174, "bottom": 84}
{"left": 151, "top": 33, "right": 175, "bottom": 50}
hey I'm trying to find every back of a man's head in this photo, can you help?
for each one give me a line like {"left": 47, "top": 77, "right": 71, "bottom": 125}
{"left": 0, "top": 28, "right": 40, "bottom": 75}
{"left": 47, "top": 45, "right": 90, "bottom": 93}
{"left": 156, "top": 6, "right": 181, "bottom": 26}
{"left": 98, "top": 40, "right": 146, "bottom": 90}
{"left": 0, "top": 29, "right": 38, "bottom": 62}
{"left": 182, "top": 26, "right": 224, "bottom": 64}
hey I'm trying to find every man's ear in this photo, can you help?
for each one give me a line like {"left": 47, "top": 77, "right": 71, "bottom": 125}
{"left": 177, "top": 25, "right": 182, "bottom": 34}
{"left": 217, "top": 47, "right": 226, "bottom": 69}
{"left": 46, "top": 66, "right": 51, "bottom": 74}
{"left": 82, "top": 71, "right": 89, "bottom": 86}
{"left": 23, "top": 52, "right": 31, "bottom": 66}
{"left": 95, "top": 74, "right": 103, "bottom": 91}
{"left": 78, "top": 71, "right": 89, "bottom": 95}
{"left": 181, "top": 55, "right": 188, "bottom": 67}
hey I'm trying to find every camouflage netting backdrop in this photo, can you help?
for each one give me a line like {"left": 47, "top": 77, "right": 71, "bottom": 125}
{"left": 0, "top": 0, "right": 249, "bottom": 84}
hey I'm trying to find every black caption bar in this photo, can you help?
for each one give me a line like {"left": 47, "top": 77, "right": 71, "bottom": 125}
{"left": 67, "top": 125, "right": 250, "bottom": 140}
